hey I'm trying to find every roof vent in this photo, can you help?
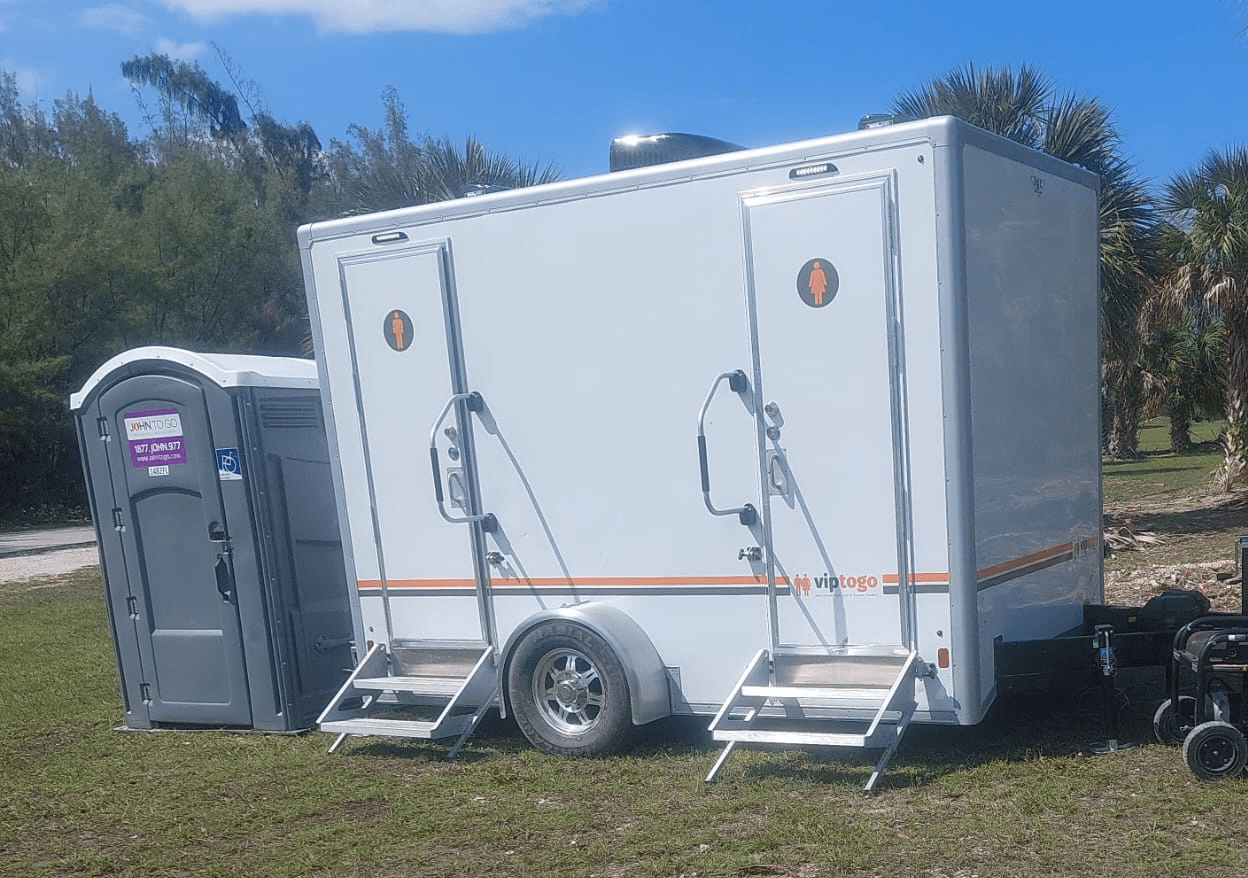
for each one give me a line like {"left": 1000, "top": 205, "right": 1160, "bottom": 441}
{"left": 609, "top": 133, "right": 746, "bottom": 172}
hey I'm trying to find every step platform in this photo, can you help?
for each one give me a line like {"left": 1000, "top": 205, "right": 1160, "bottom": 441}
{"left": 706, "top": 646, "right": 924, "bottom": 794}
{"left": 318, "top": 639, "right": 499, "bottom": 759}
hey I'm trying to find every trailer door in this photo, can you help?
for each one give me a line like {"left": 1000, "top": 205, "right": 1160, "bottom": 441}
{"left": 741, "top": 173, "right": 914, "bottom": 650}
{"left": 338, "top": 241, "right": 494, "bottom": 645}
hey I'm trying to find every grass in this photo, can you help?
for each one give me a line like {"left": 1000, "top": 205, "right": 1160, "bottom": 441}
{"left": 1102, "top": 418, "right": 1246, "bottom": 577}
{"left": 1102, "top": 418, "right": 1225, "bottom": 506}
{"left": 5, "top": 417, "right": 1248, "bottom": 877}
{"left": 6, "top": 575, "right": 1248, "bottom": 877}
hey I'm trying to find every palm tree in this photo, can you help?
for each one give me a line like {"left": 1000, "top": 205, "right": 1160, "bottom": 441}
{"left": 420, "top": 135, "right": 561, "bottom": 203}
{"left": 1162, "top": 147, "right": 1248, "bottom": 465}
{"left": 320, "top": 88, "right": 562, "bottom": 217}
{"left": 1138, "top": 309, "right": 1225, "bottom": 452}
{"left": 893, "top": 64, "right": 1158, "bottom": 458}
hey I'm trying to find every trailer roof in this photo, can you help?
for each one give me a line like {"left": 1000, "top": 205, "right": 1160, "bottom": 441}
{"left": 297, "top": 116, "right": 1100, "bottom": 247}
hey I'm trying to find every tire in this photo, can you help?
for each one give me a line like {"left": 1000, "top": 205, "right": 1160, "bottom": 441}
{"left": 507, "top": 621, "right": 635, "bottom": 756}
{"left": 1153, "top": 696, "right": 1198, "bottom": 746}
{"left": 1182, "top": 721, "right": 1248, "bottom": 781}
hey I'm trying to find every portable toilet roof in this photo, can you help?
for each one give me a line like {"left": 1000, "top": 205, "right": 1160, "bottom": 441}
{"left": 70, "top": 346, "right": 317, "bottom": 412}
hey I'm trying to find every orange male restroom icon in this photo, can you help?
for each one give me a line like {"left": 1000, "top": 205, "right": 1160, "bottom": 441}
{"left": 385, "top": 309, "right": 414, "bottom": 352}
{"left": 391, "top": 311, "right": 405, "bottom": 349}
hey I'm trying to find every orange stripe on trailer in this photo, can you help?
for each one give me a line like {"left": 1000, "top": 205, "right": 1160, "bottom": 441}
{"left": 881, "top": 572, "right": 950, "bottom": 585}
{"left": 975, "top": 542, "right": 1075, "bottom": 582}
{"left": 357, "top": 574, "right": 782, "bottom": 590}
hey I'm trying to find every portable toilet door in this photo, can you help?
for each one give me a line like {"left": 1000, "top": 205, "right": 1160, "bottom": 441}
{"left": 82, "top": 365, "right": 252, "bottom": 726}
{"left": 72, "top": 347, "right": 356, "bottom": 731}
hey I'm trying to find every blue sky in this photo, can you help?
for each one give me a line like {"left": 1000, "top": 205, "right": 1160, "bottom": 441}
{"left": 2, "top": 0, "right": 1246, "bottom": 188}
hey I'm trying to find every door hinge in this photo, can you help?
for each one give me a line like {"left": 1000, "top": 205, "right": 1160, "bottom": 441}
{"left": 139, "top": 682, "right": 152, "bottom": 703}
{"left": 97, "top": 417, "right": 110, "bottom": 440}
{"left": 126, "top": 596, "right": 139, "bottom": 618}
{"left": 112, "top": 508, "right": 124, "bottom": 531}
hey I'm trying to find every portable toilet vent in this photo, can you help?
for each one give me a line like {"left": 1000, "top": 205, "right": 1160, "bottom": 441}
{"left": 608, "top": 132, "right": 746, "bottom": 172}
{"left": 70, "top": 347, "right": 358, "bottom": 732}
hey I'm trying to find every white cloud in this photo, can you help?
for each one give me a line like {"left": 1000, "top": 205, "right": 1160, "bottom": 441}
{"left": 154, "top": 37, "right": 208, "bottom": 60}
{"left": 82, "top": 4, "right": 151, "bottom": 38}
{"left": 154, "top": 0, "right": 603, "bottom": 35}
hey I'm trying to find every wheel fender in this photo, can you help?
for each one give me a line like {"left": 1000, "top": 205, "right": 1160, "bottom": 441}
{"left": 502, "top": 603, "right": 671, "bottom": 726}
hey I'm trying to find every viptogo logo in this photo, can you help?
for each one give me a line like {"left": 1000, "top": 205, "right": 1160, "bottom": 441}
{"left": 790, "top": 572, "right": 880, "bottom": 597}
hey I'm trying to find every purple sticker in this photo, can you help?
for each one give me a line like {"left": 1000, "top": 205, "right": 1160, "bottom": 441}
{"left": 123, "top": 408, "right": 188, "bottom": 467}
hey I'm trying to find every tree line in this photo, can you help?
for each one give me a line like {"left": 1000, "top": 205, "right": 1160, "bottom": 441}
{"left": 0, "top": 55, "right": 1241, "bottom": 521}
{"left": 0, "top": 53, "right": 558, "bottom": 521}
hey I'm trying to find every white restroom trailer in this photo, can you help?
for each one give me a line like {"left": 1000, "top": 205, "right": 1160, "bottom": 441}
{"left": 299, "top": 116, "right": 1101, "bottom": 788}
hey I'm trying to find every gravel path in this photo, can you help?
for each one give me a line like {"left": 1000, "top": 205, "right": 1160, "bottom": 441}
{"left": 0, "top": 546, "right": 100, "bottom": 583}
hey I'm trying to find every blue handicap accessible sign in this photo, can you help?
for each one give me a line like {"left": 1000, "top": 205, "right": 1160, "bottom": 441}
{"left": 216, "top": 447, "right": 243, "bottom": 481}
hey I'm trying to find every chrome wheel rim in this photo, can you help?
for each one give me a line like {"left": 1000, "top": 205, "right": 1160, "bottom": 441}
{"left": 532, "top": 648, "right": 604, "bottom": 735}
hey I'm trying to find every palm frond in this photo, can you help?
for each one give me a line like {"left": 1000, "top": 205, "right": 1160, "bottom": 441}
{"left": 892, "top": 62, "right": 1050, "bottom": 147}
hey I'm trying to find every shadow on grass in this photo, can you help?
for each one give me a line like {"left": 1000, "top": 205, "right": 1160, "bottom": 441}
{"left": 1106, "top": 465, "right": 1212, "bottom": 478}
{"left": 1105, "top": 491, "right": 1248, "bottom": 537}
{"left": 309, "top": 668, "right": 1179, "bottom": 795}
{"left": 631, "top": 667, "right": 1173, "bottom": 792}
{"left": 335, "top": 711, "right": 529, "bottom": 763}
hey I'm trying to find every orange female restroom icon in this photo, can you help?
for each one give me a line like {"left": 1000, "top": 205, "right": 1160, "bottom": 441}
{"left": 796, "top": 258, "right": 838, "bottom": 308}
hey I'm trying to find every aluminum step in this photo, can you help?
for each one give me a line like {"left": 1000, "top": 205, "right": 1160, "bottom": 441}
{"left": 739, "top": 684, "right": 891, "bottom": 703}
{"left": 706, "top": 647, "right": 923, "bottom": 793}
{"left": 319, "top": 714, "right": 474, "bottom": 740}
{"left": 711, "top": 728, "right": 869, "bottom": 747}
{"left": 352, "top": 675, "right": 467, "bottom": 696}
{"left": 317, "top": 641, "right": 499, "bottom": 757}
{"left": 390, "top": 640, "right": 492, "bottom": 677}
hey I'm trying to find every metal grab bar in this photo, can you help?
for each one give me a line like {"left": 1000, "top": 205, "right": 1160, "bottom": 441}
{"left": 696, "top": 370, "right": 757, "bottom": 526}
{"left": 429, "top": 391, "right": 496, "bottom": 531}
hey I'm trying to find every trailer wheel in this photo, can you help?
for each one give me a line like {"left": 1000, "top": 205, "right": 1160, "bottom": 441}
{"left": 507, "top": 622, "right": 635, "bottom": 756}
{"left": 1153, "top": 696, "right": 1198, "bottom": 746}
{"left": 1182, "top": 721, "right": 1248, "bottom": 781}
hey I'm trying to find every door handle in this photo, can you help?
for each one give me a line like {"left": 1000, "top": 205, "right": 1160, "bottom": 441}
{"left": 214, "top": 553, "right": 234, "bottom": 603}
{"left": 429, "top": 391, "right": 498, "bottom": 532}
{"left": 697, "top": 370, "right": 757, "bottom": 526}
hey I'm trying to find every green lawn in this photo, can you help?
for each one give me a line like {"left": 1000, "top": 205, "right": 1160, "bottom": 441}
{"left": 5, "top": 417, "right": 1248, "bottom": 876}
{"left": 1102, "top": 418, "right": 1225, "bottom": 506}
{"left": 6, "top": 566, "right": 1248, "bottom": 877}
{"left": 1102, "top": 418, "right": 1245, "bottom": 575}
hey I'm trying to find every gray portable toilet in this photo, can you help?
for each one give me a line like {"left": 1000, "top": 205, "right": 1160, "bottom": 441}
{"left": 71, "top": 347, "right": 359, "bottom": 732}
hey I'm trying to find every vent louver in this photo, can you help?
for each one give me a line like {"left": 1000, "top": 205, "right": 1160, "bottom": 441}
{"left": 259, "top": 398, "right": 321, "bottom": 430}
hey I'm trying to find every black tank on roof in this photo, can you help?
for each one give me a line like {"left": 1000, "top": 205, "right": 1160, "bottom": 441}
{"left": 609, "top": 133, "right": 746, "bottom": 172}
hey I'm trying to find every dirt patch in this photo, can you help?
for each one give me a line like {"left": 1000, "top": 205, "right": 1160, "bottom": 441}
{"left": 1104, "top": 560, "right": 1241, "bottom": 612}
{"left": 0, "top": 547, "right": 99, "bottom": 584}
{"left": 1106, "top": 488, "right": 1248, "bottom": 534}
{"left": 1103, "top": 486, "right": 1248, "bottom": 611}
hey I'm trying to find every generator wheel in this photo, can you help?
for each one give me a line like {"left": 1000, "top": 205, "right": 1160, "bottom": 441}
{"left": 507, "top": 621, "right": 635, "bottom": 757}
{"left": 1153, "top": 696, "right": 1198, "bottom": 746}
{"left": 1182, "top": 721, "right": 1248, "bottom": 781}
